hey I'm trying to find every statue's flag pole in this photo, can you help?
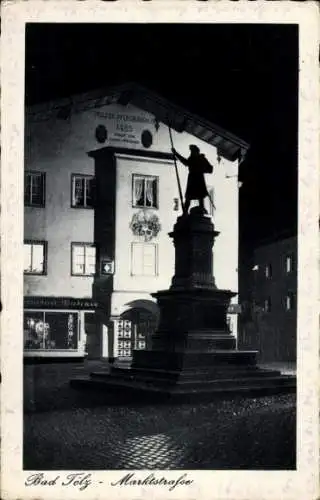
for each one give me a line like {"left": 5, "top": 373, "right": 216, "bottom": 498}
{"left": 168, "top": 124, "right": 185, "bottom": 214}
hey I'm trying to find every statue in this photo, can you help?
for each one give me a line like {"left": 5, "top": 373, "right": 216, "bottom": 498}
{"left": 172, "top": 145, "right": 213, "bottom": 214}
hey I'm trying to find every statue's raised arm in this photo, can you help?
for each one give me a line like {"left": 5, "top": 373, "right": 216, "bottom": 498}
{"left": 171, "top": 148, "right": 189, "bottom": 167}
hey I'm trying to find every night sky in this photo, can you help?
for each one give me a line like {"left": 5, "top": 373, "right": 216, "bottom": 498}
{"left": 25, "top": 23, "right": 298, "bottom": 247}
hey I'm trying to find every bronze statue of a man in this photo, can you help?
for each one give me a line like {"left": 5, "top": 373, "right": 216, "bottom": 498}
{"left": 172, "top": 145, "right": 213, "bottom": 214}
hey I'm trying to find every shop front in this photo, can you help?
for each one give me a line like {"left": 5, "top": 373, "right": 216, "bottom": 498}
{"left": 23, "top": 297, "right": 98, "bottom": 361}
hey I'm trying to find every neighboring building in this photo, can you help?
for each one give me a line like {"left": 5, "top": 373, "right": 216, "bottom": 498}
{"left": 24, "top": 82, "right": 249, "bottom": 361}
{"left": 238, "top": 233, "right": 297, "bottom": 363}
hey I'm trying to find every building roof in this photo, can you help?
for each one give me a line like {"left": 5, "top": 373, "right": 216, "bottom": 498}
{"left": 26, "top": 82, "right": 250, "bottom": 163}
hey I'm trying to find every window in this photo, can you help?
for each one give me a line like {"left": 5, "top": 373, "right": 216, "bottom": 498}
{"left": 265, "top": 264, "right": 272, "bottom": 278}
{"left": 131, "top": 243, "right": 157, "bottom": 276}
{"left": 24, "top": 241, "right": 47, "bottom": 275}
{"left": 24, "top": 310, "right": 78, "bottom": 350}
{"left": 71, "top": 243, "right": 96, "bottom": 276}
{"left": 132, "top": 175, "right": 158, "bottom": 208}
{"left": 116, "top": 319, "right": 133, "bottom": 358}
{"left": 286, "top": 254, "right": 294, "bottom": 273}
{"left": 264, "top": 298, "right": 271, "bottom": 313}
{"left": 286, "top": 292, "right": 296, "bottom": 311}
{"left": 71, "top": 174, "right": 95, "bottom": 208}
{"left": 24, "top": 171, "right": 45, "bottom": 207}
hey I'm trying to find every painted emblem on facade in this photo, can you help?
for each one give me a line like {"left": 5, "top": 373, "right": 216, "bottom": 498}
{"left": 95, "top": 124, "right": 108, "bottom": 143}
{"left": 130, "top": 210, "right": 161, "bottom": 242}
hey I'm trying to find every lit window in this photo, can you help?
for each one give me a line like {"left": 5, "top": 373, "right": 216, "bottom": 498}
{"left": 286, "top": 255, "right": 294, "bottom": 273}
{"left": 131, "top": 243, "right": 157, "bottom": 276}
{"left": 24, "top": 171, "right": 45, "bottom": 207}
{"left": 24, "top": 311, "right": 78, "bottom": 350}
{"left": 264, "top": 298, "right": 271, "bottom": 312}
{"left": 265, "top": 264, "right": 272, "bottom": 278}
{"left": 24, "top": 241, "right": 46, "bottom": 274}
{"left": 286, "top": 292, "right": 296, "bottom": 311}
{"left": 132, "top": 175, "right": 158, "bottom": 208}
{"left": 71, "top": 175, "right": 95, "bottom": 208}
{"left": 71, "top": 243, "right": 96, "bottom": 276}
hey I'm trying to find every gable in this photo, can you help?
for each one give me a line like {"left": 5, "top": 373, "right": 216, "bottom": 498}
{"left": 26, "top": 82, "right": 250, "bottom": 162}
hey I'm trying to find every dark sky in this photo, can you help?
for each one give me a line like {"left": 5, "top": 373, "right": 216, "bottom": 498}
{"left": 25, "top": 23, "right": 298, "bottom": 246}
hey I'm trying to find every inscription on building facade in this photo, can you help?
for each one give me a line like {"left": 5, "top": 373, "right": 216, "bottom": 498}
{"left": 95, "top": 111, "right": 155, "bottom": 145}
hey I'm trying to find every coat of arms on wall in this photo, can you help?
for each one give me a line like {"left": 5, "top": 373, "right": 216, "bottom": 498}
{"left": 130, "top": 210, "right": 161, "bottom": 242}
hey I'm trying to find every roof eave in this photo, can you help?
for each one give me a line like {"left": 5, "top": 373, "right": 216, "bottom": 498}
{"left": 26, "top": 81, "right": 250, "bottom": 161}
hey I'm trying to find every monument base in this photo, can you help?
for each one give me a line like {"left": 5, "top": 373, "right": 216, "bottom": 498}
{"left": 70, "top": 358, "right": 296, "bottom": 400}
{"left": 70, "top": 211, "right": 296, "bottom": 399}
{"left": 70, "top": 343, "right": 296, "bottom": 399}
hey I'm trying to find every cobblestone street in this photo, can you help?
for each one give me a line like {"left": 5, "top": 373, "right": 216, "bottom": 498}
{"left": 24, "top": 362, "right": 296, "bottom": 470}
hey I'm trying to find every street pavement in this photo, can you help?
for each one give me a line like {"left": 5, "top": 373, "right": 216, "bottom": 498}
{"left": 24, "top": 361, "right": 296, "bottom": 470}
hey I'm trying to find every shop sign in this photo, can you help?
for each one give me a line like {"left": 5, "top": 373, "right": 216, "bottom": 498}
{"left": 101, "top": 260, "right": 114, "bottom": 275}
{"left": 24, "top": 296, "right": 98, "bottom": 310}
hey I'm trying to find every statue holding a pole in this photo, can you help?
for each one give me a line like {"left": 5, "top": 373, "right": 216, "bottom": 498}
{"left": 171, "top": 144, "right": 214, "bottom": 214}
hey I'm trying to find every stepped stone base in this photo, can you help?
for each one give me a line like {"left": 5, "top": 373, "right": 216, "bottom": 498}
{"left": 70, "top": 349, "right": 296, "bottom": 400}
{"left": 70, "top": 212, "right": 296, "bottom": 401}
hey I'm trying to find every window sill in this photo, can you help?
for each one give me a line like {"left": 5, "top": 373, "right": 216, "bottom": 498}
{"left": 24, "top": 272, "right": 47, "bottom": 276}
{"left": 132, "top": 205, "right": 159, "bottom": 210}
{"left": 24, "top": 204, "right": 45, "bottom": 209}
{"left": 70, "top": 205, "right": 94, "bottom": 210}
{"left": 71, "top": 274, "right": 95, "bottom": 278}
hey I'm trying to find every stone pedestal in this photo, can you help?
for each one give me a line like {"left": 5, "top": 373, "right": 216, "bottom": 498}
{"left": 71, "top": 208, "right": 296, "bottom": 398}
{"left": 132, "top": 210, "right": 237, "bottom": 369}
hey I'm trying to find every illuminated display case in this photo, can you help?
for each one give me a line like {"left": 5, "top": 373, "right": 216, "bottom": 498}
{"left": 24, "top": 310, "right": 79, "bottom": 350}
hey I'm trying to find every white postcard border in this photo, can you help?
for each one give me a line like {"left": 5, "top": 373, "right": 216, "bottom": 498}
{"left": 1, "top": 2, "right": 319, "bottom": 499}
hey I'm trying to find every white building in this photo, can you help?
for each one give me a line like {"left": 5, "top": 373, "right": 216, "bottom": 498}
{"left": 24, "top": 83, "right": 249, "bottom": 361}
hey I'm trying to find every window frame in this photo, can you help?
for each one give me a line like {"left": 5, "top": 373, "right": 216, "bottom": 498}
{"left": 24, "top": 240, "right": 48, "bottom": 276}
{"left": 24, "top": 171, "right": 46, "bottom": 208}
{"left": 71, "top": 242, "right": 97, "bottom": 277}
{"left": 131, "top": 242, "right": 158, "bottom": 277}
{"left": 132, "top": 174, "right": 159, "bottom": 209}
{"left": 23, "top": 309, "right": 79, "bottom": 351}
{"left": 71, "top": 173, "right": 95, "bottom": 209}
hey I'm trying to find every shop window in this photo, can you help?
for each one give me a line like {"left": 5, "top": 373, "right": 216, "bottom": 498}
{"left": 24, "top": 311, "right": 78, "bottom": 350}
{"left": 71, "top": 243, "right": 96, "bottom": 276}
{"left": 71, "top": 174, "right": 95, "bottom": 208}
{"left": 137, "top": 340, "right": 146, "bottom": 350}
{"left": 118, "top": 348, "right": 131, "bottom": 357}
{"left": 132, "top": 174, "right": 158, "bottom": 209}
{"left": 286, "top": 292, "right": 296, "bottom": 311}
{"left": 24, "top": 171, "right": 45, "bottom": 207}
{"left": 24, "top": 241, "right": 47, "bottom": 275}
{"left": 131, "top": 242, "right": 157, "bottom": 276}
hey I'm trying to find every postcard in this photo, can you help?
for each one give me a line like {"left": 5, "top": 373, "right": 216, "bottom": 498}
{"left": 1, "top": 1, "right": 319, "bottom": 499}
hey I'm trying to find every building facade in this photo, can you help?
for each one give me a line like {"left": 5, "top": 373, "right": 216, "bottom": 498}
{"left": 24, "top": 83, "right": 249, "bottom": 360}
{"left": 238, "top": 234, "right": 297, "bottom": 363}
